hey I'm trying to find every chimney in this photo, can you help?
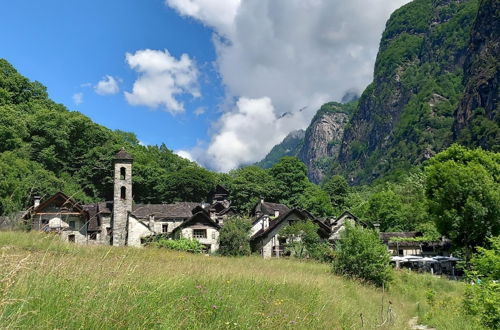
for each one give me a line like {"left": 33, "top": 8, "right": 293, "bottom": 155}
{"left": 34, "top": 196, "right": 41, "bottom": 209}
{"left": 373, "top": 223, "right": 380, "bottom": 233}
{"left": 260, "top": 196, "right": 265, "bottom": 204}
{"left": 274, "top": 209, "right": 280, "bottom": 217}
{"left": 149, "top": 215, "right": 155, "bottom": 232}
{"left": 209, "top": 209, "right": 216, "bottom": 220}
{"left": 262, "top": 216, "right": 269, "bottom": 231}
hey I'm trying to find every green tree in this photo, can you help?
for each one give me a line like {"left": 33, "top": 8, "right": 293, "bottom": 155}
{"left": 332, "top": 223, "right": 392, "bottom": 287}
{"left": 463, "top": 236, "right": 500, "bottom": 329}
{"left": 425, "top": 145, "right": 500, "bottom": 259}
{"left": 227, "top": 166, "right": 277, "bottom": 214}
{"left": 322, "top": 175, "right": 349, "bottom": 212}
{"left": 270, "top": 157, "right": 310, "bottom": 206}
{"left": 156, "top": 166, "right": 216, "bottom": 203}
{"left": 367, "top": 189, "right": 406, "bottom": 231}
{"left": 218, "top": 216, "right": 252, "bottom": 256}
{"left": 296, "top": 184, "right": 334, "bottom": 217}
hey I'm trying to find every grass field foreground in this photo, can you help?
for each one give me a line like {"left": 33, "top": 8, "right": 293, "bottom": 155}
{"left": 0, "top": 231, "right": 480, "bottom": 329}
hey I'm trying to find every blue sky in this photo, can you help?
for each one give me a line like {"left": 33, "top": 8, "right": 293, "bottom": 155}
{"left": 0, "top": 0, "right": 222, "bottom": 149}
{"left": 0, "top": 0, "right": 409, "bottom": 171}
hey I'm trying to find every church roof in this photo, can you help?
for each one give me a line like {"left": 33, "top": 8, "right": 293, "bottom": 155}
{"left": 114, "top": 148, "right": 133, "bottom": 161}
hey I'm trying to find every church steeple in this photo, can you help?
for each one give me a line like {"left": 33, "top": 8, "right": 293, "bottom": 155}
{"left": 112, "top": 148, "right": 133, "bottom": 246}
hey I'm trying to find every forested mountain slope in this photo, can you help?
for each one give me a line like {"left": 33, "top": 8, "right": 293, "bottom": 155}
{"left": 261, "top": 0, "right": 498, "bottom": 185}
{"left": 453, "top": 0, "right": 499, "bottom": 150}
{"left": 338, "top": 0, "right": 482, "bottom": 183}
{"left": 0, "top": 59, "right": 213, "bottom": 215}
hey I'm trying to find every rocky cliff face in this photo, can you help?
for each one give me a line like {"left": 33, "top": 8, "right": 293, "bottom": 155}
{"left": 299, "top": 103, "right": 351, "bottom": 183}
{"left": 453, "top": 0, "right": 499, "bottom": 150}
{"left": 337, "top": 0, "right": 480, "bottom": 183}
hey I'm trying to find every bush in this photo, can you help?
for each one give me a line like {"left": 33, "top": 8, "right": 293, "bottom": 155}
{"left": 279, "top": 221, "right": 333, "bottom": 261}
{"left": 151, "top": 238, "right": 205, "bottom": 253}
{"left": 218, "top": 216, "right": 252, "bottom": 256}
{"left": 463, "top": 236, "right": 500, "bottom": 329}
{"left": 332, "top": 223, "right": 393, "bottom": 287}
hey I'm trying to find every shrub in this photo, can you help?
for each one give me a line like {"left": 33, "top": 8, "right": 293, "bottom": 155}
{"left": 279, "top": 221, "right": 333, "bottom": 261}
{"left": 463, "top": 236, "right": 500, "bottom": 329}
{"left": 218, "top": 216, "right": 252, "bottom": 256}
{"left": 332, "top": 223, "right": 392, "bottom": 287}
{"left": 151, "top": 238, "right": 205, "bottom": 253}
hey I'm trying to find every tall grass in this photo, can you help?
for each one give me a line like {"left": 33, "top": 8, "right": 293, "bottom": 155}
{"left": 0, "top": 231, "right": 480, "bottom": 329}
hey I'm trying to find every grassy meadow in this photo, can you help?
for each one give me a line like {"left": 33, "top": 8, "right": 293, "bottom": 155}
{"left": 0, "top": 231, "right": 480, "bottom": 329}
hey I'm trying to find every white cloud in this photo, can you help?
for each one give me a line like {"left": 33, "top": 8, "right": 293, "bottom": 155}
{"left": 124, "top": 49, "right": 200, "bottom": 114}
{"left": 95, "top": 75, "right": 120, "bottom": 95}
{"left": 175, "top": 150, "right": 195, "bottom": 162}
{"left": 72, "top": 92, "right": 83, "bottom": 105}
{"left": 165, "top": 0, "right": 241, "bottom": 36}
{"left": 165, "top": 0, "right": 410, "bottom": 170}
{"left": 194, "top": 106, "right": 206, "bottom": 116}
{"left": 192, "top": 97, "right": 313, "bottom": 172}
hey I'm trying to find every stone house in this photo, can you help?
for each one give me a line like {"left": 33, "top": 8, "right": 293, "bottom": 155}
{"left": 249, "top": 199, "right": 331, "bottom": 258}
{"left": 172, "top": 211, "right": 221, "bottom": 253}
{"left": 24, "top": 192, "right": 90, "bottom": 244}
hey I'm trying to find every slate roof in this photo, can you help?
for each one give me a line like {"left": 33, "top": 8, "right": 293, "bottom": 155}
{"left": 131, "top": 202, "right": 200, "bottom": 219}
{"left": 251, "top": 201, "right": 290, "bottom": 217}
{"left": 83, "top": 204, "right": 100, "bottom": 232}
{"left": 114, "top": 148, "right": 133, "bottom": 161}
{"left": 172, "top": 211, "right": 220, "bottom": 233}
{"left": 251, "top": 209, "right": 311, "bottom": 240}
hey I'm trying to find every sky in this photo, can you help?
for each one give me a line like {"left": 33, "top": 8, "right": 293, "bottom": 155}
{"left": 0, "top": 0, "right": 409, "bottom": 172}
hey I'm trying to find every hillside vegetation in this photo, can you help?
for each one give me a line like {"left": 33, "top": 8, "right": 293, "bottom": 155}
{"left": 0, "top": 231, "right": 480, "bottom": 329}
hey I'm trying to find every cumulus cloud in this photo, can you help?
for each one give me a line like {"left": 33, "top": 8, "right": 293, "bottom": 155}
{"left": 165, "top": 0, "right": 241, "bottom": 35}
{"left": 95, "top": 75, "right": 120, "bottom": 95}
{"left": 124, "top": 49, "right": 200, "bottom": 114}
{"left": 175, "top": 150, "right": 195, "bottom": 162}
{"left": 193, "top": 97, "right": 314, "bottom": 172}
{"left": 166, "top": 0, "right": 410, "bottom": 170}
{"left": 72, "top": 92, "right": 83, "bottom": 105}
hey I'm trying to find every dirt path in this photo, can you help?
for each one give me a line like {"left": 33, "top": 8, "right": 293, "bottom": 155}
{"left": 408, "top": 317, "right": 436, "bottom": 330}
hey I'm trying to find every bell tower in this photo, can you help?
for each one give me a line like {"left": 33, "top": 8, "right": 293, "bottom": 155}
{"left": 112, "top": 148, "right": 133, "bottom": 246}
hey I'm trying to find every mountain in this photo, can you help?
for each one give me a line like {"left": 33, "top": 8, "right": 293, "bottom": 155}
{"left": 337, "top": 0, "right": 483, "bottom": 183}
{"left": 453, "top": 0, "right": 499, "bottom": 150}
{"left": 255, "top": 102, "right": 355, "bottom": 182}
{"left": 259, "top": 0, "right": 498, "bottom": 184}
{"left": 298, "top": 102, "right": 355, "bottom": 183}
{"left": 255, "top": 129, "right": 305, "bottom": 169}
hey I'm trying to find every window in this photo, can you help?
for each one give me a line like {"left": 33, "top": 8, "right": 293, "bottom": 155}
{"left": 193, "top": 229, "right": 207, "bottom": 238}
{"left": 69, "top": 221, "right": 75, "bottom": 230}
{"left": 89, "top": 232, "right": 97, "bottom": 240}
{"left": 162, "top": 224, "right": 168, "bottom": 233}
{"left": 106, "top": 227, "right": 112, "bottom": 236}
{"left": 120, "top": 167, "right": 126, "bottom": 180}
{"left": 68, "top": 234, "right": 75, "bottom": 243}
{"left": 120, "top": 186, "right": 126, "bottom": 200}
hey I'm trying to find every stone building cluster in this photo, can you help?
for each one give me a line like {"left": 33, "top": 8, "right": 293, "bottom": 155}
{"left": 24, "top": 148, "right": 450, "bottom": 259}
